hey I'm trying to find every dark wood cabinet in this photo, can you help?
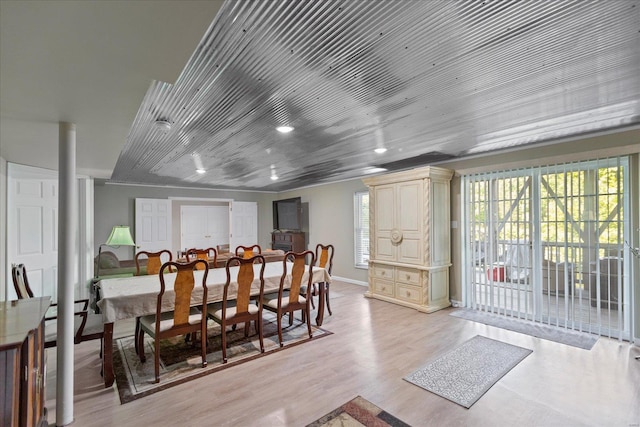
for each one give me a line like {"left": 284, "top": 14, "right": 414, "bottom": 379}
{"left": 1, "top": 297, "right": 50, "bottom": 427}
{"left": 271, "top": 231, "right": 306, "bottom": 253}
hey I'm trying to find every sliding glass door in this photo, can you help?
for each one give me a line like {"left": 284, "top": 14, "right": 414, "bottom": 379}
{"left": 463, "top": 157, "right": 631, "bottom": 340}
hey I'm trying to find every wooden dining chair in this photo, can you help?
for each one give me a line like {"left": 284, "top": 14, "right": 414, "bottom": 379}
{"left": 310, "top": 244, "right": 335, "bottom": 314}
{"left": 135, "top": 249, "right": 173, "bottom": 276}
{"left": 207, "top": 255, "right": 266, "bottom": 363}
{"left": 261, "top": 251, "right": 315, "bottom": 347}
{"left": 235, "top": 244, "right": 261, "bottom": 259}
{"left": 137, "top": 259, "right": 209, "bottom": 383}
{"left": 186, "top": 247, "right": 217, "bottom": 270}
{"left": 133, "top": 249, "right": 173, "bottom": 355}
{"left": 11, "top": 263, "right": 104, "bottom": 350}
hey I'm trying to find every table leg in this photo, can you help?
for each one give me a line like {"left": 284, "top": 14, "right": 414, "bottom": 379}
{"left": 315, "top": 282, "right": 326, "bottom": 326}
{"left": 102, "top": 322, "right": 114, "bottom": 387}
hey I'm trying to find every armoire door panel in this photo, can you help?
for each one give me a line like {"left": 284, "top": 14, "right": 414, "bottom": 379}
{"left": 398, "top": 238, "right": 421, "bottom": 264}
{"left": 397, "top": 180, "right": 423, "bottom": 267}
{"left": 397, "top": 180, "right": 422, "bottom": 233}
{"left": 375, "top": 185, "right": 395, "bottom": 231}
{"left": 376, "top": 238, "right": 395, "bottom": 260}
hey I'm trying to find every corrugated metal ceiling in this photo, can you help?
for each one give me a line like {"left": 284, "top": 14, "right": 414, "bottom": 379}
{"left": 110, "top": 0, "right": 640, "bottom": 191}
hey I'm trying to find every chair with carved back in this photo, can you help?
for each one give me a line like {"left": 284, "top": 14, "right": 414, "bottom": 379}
{"left": 235, "top": 244, "right": 262, "bottom": 259}
{"left": 186, "top": 247, "right": 217, "bottom": 270}
{"left": 137, "top": 259, "right": 209, "bottom": 383}
{"left": 11, "top": 263, "right": 104, "bottom": 350}
{"left": 310, "top": 244, "right": 335, "bottom": 315}
{"left": 135, "top": 249, "right": 173, "bottom": 276}
{"left": 206, "top": 255, "right": 266, "bottom": 363}
{"left": 133, "top": 249, "right": 173, "bottom": 355}
{"left": 261, "top": 251, "right": 315, "bottom": 347}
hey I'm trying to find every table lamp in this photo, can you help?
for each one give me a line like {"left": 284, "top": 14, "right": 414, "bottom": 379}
{"left": 95, "top": 225, "right": 136, "bottom": 278}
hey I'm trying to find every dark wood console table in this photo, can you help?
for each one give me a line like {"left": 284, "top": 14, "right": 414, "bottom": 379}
{"left": 271, "top": 231, "right": 306, "bottom": 252}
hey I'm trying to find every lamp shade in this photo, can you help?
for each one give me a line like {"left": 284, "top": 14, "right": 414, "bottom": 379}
{"left": 105, "top": 225, "right": 136, "bottom": 246}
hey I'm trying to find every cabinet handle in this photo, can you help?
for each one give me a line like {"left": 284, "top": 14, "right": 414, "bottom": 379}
{"left": 406, "top": 274, "right": 410, "bottom": 280}
{"left": 406, "top": 291, "right": 411, "bottom": 297}
{"left": 381, "top": 271, "right": 385, "bottom": 276}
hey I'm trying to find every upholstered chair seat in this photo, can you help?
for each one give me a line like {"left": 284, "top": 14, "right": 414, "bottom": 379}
{"left": 262, "top": 294, "right": 307, "bottom": 310}
{"left": 139, "top": 307, "right": 203, "bottom": 333}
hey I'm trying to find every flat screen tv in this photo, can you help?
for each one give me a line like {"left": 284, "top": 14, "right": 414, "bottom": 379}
{"left": 273, "top": 197, "right": 302, "bottom": 231}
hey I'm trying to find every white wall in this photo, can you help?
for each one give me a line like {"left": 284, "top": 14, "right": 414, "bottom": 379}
{"left": 0, "top": 156, "right": 7, "bottom": 300}
{"left": 276, "top": 179, "right": 369, "bottom": 284}
{"left": 94, "top": 178, "right": 371, "bottom": 283}
{"left": 93, "top": 181, "right": 274, "bottom": 260}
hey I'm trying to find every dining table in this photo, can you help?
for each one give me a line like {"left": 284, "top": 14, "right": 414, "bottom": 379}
{"left": 96, "top": 261, "right": 331, "bottom": 388}
{"left": 176, "top": 249, "right": 286, "bottom": 268}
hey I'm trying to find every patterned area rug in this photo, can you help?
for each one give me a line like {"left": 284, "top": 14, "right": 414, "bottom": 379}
{"left": 404, "top": 335, "right": 532, "bottom": 408}
{"left": 114, "top": 312, "right": 332, "bottom": 403}
{"left": 306, "top": 396, "right": 411, "bottom": 427}
{"left": 450, "top": 308, "right": 598, "bottom": 350}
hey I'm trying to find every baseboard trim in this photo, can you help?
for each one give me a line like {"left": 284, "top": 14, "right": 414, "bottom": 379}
{"left": 332, "top": 276, "right": 368, "bottom": 287}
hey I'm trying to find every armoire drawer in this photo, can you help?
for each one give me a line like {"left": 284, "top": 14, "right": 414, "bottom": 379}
{"left": 395, "top": 267, "right": 421, "bottom": 286}
{"left": 372, "top": 265, "right": 394, "bottom": 281}
{"left": 372, "top": 278, "right": 394, "bottom": 297}
{"left": 395, "top": 283, "right": 421, "bottom": 304}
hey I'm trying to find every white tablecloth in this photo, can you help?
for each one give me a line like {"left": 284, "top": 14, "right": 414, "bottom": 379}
{"left": 96, "top": 262, "right": 330, "bottom": 323}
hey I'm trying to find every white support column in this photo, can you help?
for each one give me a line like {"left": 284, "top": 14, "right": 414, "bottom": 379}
{"left": 57, "top": 122, "right": 76, "bottom": 426}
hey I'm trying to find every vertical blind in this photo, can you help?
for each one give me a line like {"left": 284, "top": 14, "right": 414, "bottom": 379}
{"left": 462, "top": 156, "right": 632, "bottom": 340}
{"left": 354, "top": 191, "right": 370, "bottom": 268}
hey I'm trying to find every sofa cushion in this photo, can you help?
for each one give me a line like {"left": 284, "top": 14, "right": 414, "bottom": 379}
{"left": 98, "top": 251, "right": 120, "bottom": 268}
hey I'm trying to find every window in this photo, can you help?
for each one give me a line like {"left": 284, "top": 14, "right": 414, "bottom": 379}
{"left": 354, "top": 191, "right": 370, "bottom": 268}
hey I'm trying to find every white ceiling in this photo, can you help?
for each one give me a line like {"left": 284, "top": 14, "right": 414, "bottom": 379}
{"left": 0, "top": 0, "right": 224, "bottom": 177}
{"left": 1, "top": 1, "right": 639, "bottom": 191}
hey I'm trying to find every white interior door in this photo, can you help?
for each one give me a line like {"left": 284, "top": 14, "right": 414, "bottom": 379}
{"left": 180, "top": 205, "right": 229, "bottom": 251}
{"left": 7, "top": 163, "right": 58, "bottom": 301}
{"left": 230, "top": 201, "right": 258, "bottom": 250}
{"left": 135, "top": 198, "right": 172, "bottom": 253}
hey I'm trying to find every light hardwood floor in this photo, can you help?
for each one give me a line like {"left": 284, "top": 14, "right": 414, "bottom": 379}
{"left": 44, "top": 281, "right": 640, "bottom": 426}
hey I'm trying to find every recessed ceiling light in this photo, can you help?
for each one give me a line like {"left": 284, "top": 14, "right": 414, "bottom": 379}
{"left": 270, "top": 175, "right": 279, "bottom": 180}
{"left": 196, "top": 169, "right": 206, "bottom": 174}
{"left": 374, "top": 147, "right": 387, "bottom": 154}
{"left": 276, "top": 126, "right": 294, "bottom": 133}
{"left": 154, "top": 120, "right": 172, "bottom": 132}
{"left": 364, "top": 167, "right": 388, "bottom": 174}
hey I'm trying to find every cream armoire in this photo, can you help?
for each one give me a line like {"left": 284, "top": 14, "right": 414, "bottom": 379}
{"left": 362, "top": 166, "right": 453, "bottom": 313}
